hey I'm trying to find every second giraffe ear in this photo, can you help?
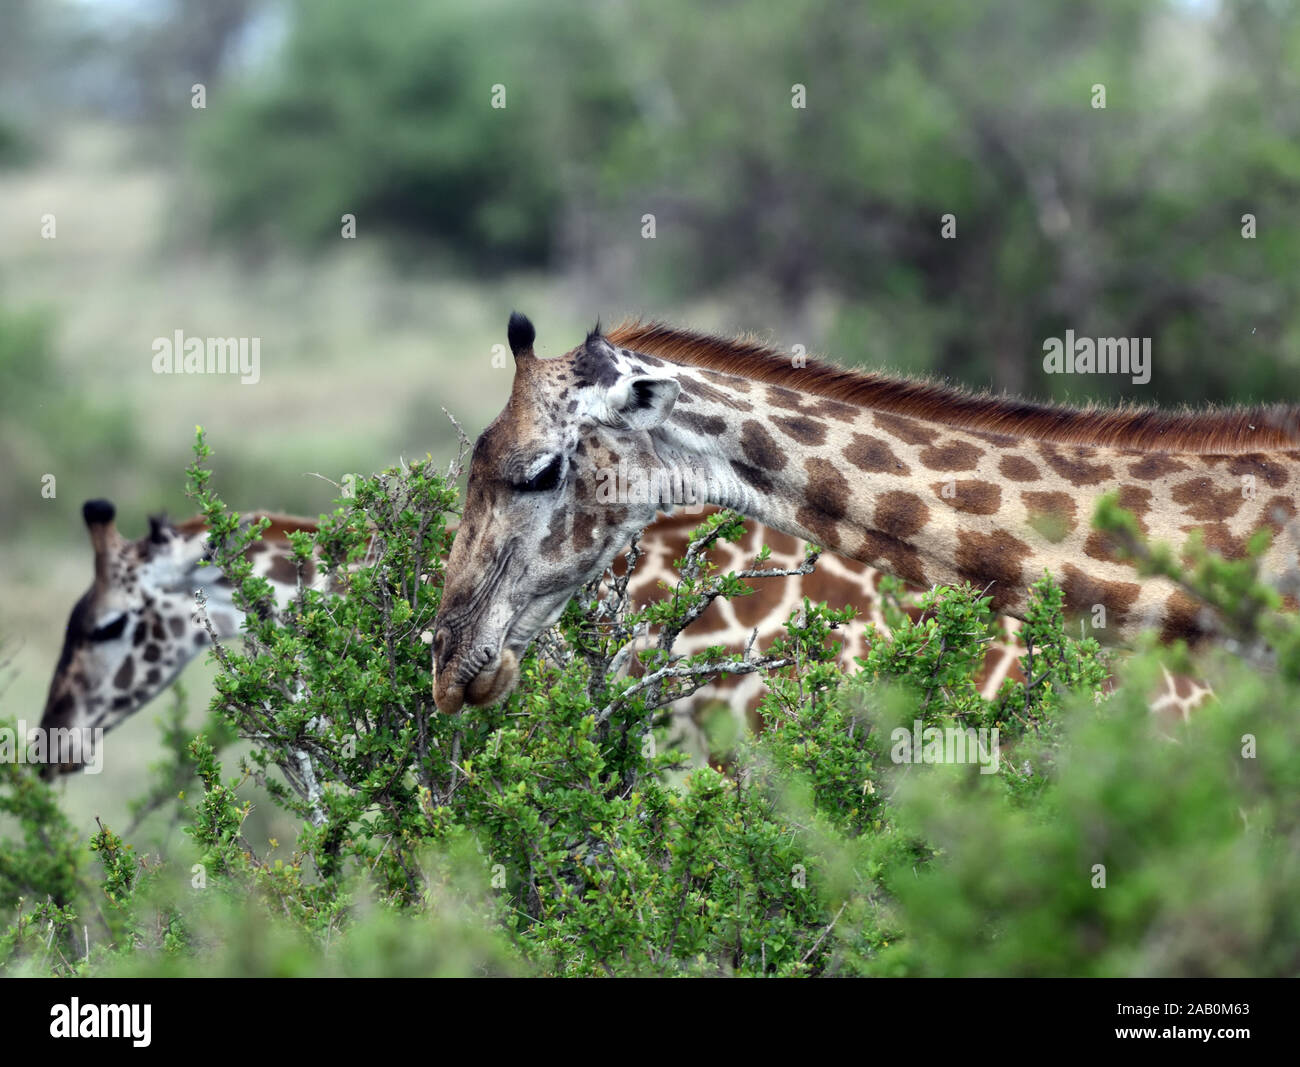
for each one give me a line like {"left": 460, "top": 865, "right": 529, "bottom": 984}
{"left": 148, "top": 514, "right": 174, "bottom": 544}
{"left": 603, "top": 375, "right": 680, "bottom": 430}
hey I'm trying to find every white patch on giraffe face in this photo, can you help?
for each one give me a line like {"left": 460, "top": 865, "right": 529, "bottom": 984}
{"left": 137, "top": 526, "right": 212, "bottom": 594}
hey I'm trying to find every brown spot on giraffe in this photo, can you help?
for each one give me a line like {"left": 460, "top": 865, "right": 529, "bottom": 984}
{"left": 1038, "top": 443, "right": 1114, "bottom": 485}
{"left": 814, "top": 399, "right": 859, "bottom": 423}
{"left": 1060, "top": 563, "right": 1141, "bottom": 631}
{"left": 1260, "top": 494, "right": 1298, "bottom": 539}
{"left": 539, "top": 510, "right": 567, "bottom": 562}
{"left": 267, "top": 555, "right": 300, "bottom": 586}
{"left": 1188, "top": 522, "right": 1250, "bottom": 561}
{"left": 1126, "top": 454, "right": 1189, "bottom": 481}
{"left": 1227, "top": 453, "right": 1291, "bottom": 489}
{"left": 683, "top": 378, "right": 754, "bottom": 411}
{"left": 1022, "top": 491, "right": 1078, "bottom": 542}
{"left": 873, "top": 411, "right": 938, "bottom": 446}
{"left": 772, "top": 414, "right": 828, "bottom": 446}
{"left": 1169, "top": 477, "right": 1246, "bottom": 523}
{"left": 1160, "top": 590, "right": 1209, "bottom": 644}
{"left": 919, "top": 439, "right": 983, "bottom": 472}
{"left": 739, "top": 420, "right": 788, "bottom": 472}
{"left": 933, "top": 480, "right": 1002, "bottom": 515}
{"left": 859, "top": 531, "right": 929, "bottom": 586}
{"left": 700, "top": 367, "right": 749, "bottom": 391}
{"left": 113, "top": 657, "right": 134, "bottom": 692}
{"left": 796, "top": 457, "right": 849, "bottom": 547}
{"left": 678, "top": 412, "right": 729, "bottom": 438}
{"left": 732, "top": 460, "right": 774, "bottom": 493}
{"left": 1084, "top": 485, "right": 1152, "bottom": 562}
{"left": 766, "top": 384, "right": 822, "bottom": 415}
{"left": 845, "top": 433, "right": 909, "bottom": 474}
{"left": 730, "top": 582, "right": 772, "bottom": 630}
{"left": 573, "top": 511, "right": 598, "bottom": 552}
{"left": 956, "top": 530, "right": 1030, "bottom": 612}
{"left": 874, "top": 491, "right": 930, "bottom": 540}
{"left": 999, "top": 455, "right": 1041, "bottom": 482}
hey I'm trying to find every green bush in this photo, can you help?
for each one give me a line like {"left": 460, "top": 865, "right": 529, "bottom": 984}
{"left": 2, "top": 432, "right": 1297, "bottom": 976}
{"left": 193, "top": 0, "right": 633, "bottom": 266}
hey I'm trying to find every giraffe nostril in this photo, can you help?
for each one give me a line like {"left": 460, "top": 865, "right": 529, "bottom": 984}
{"left": 432, "top": 629, "right": 449, "bottom": 668}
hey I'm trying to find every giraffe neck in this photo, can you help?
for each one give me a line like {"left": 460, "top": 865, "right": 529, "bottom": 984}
{"left": 645, "top": 366, "right": 1300, "bottom": 644}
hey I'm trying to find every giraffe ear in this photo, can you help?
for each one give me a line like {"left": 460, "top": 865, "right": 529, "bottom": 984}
{"left": 148, "top": 514, "right": 173, "bottom": 544}
{"left": 603, "top": 375, "right": 680, "bottom": 430}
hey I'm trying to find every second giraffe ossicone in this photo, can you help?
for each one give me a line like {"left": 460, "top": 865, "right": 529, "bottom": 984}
{"left": 431, "top": 312, "right": 1300, "bottom": 714}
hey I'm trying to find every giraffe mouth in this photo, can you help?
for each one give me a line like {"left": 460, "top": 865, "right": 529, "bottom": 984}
{"left": 433, "top": 593, "right": 573, "bottom": 714}
{"left": 433, "top": 647, "right": 519, "bottom": 714}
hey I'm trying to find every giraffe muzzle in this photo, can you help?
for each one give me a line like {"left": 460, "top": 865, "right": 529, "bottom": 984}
{"left": 433, "top": 645, "right": 520, "bottom": 714}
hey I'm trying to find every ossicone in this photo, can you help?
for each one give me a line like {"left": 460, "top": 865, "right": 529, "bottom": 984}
{"left": 507, "top": 311, "right": 536, "bottom": 359}
{"left": 82, "top": 499, "right": 116, "bottom": 526}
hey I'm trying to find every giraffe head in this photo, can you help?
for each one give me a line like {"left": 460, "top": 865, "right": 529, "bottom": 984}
{"left": 432, "top": 313, "right": 684, "bottom": 713}
{"left": 39, "top": 499, "right": 232, "bottom": 773}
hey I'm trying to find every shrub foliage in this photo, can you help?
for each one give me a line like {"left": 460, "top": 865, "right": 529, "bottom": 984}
{"left": 2, "top": 432, "right": 1297, "bottom": 976}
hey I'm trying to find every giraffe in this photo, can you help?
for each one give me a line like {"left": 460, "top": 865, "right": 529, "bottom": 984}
{"left": 40, "top": 492, "right": 1029, "bottom": 776}
{"left": 430, "top": 313, "right": 1300, "bottom": 715}
{"left": 36, "top": 499, "right": 329, "bottom": 776}
{"left": 42, "top": 486, "right": 1210, "bottom": 777}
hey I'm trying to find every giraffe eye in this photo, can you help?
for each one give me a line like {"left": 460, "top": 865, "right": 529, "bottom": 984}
{"left": 89, "top": 614, "right": 128, "bottom": 643}
{"left": 516, "top": 456, "right": 563, "bottom": 493}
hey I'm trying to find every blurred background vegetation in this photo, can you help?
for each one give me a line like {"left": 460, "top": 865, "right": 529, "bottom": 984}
{"left": 1, "top": 0, "right": 1298, "bottom": 837}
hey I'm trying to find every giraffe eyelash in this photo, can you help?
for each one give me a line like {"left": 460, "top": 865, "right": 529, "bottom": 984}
{"left": 89, "top": 614, "right": 128, "bottom": 643}
{"left": 515, "top": 455, "right": 563, "bottom": 493}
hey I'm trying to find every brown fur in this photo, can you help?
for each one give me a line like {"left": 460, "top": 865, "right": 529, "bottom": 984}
{"left": 607, "top": 320, "right": 1300, "bottom": 453}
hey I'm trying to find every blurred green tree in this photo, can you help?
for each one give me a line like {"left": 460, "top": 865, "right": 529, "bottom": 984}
{"left": 195, "top": 0, "right": 1300, "bottom": 404}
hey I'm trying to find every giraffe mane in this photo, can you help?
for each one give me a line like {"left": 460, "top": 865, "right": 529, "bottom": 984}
{"left": 606, "top": 319, "right": 1300, "bottom": 454}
